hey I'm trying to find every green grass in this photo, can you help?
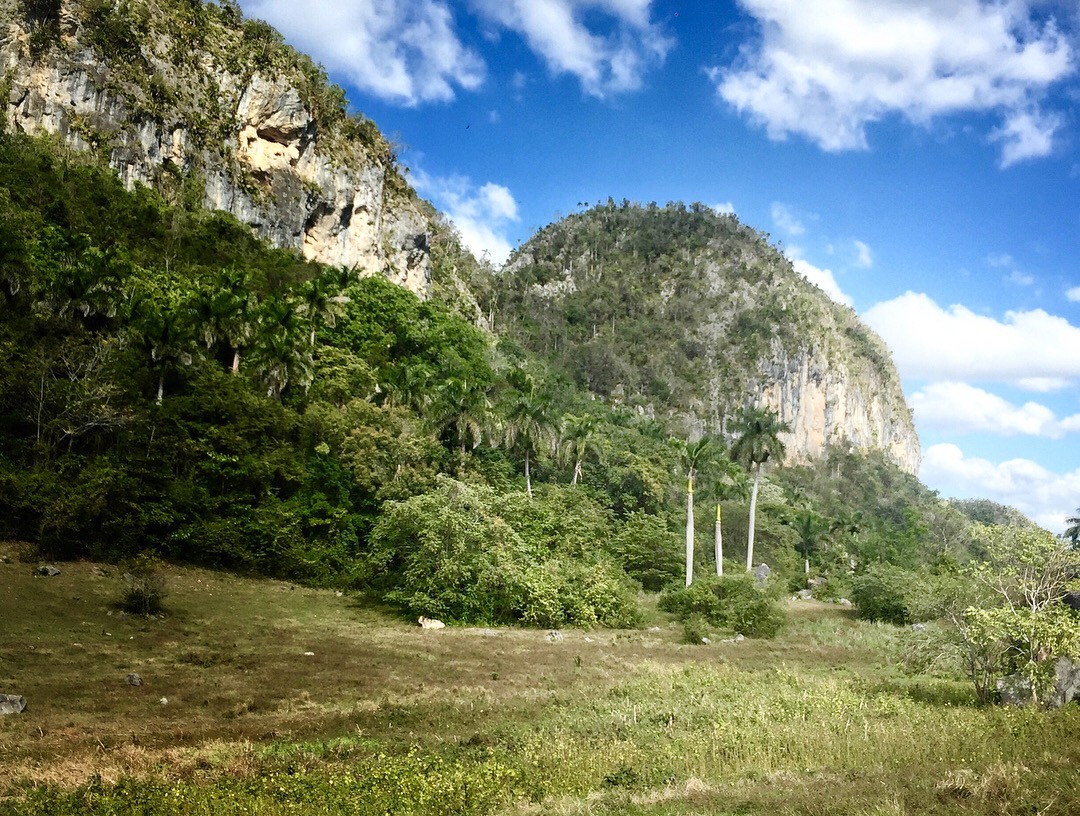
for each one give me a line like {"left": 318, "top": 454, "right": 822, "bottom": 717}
{"left": 1, "top": 543, "right": 1078, "bottom": 815}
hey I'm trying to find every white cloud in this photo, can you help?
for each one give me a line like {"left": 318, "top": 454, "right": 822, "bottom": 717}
{"left": 242, "top": 0, "right": 485, "bottom": 106}
{"left": 771, "top": 201, "right": 806, "bottom": 235}
{"left": 911, "top": 382, "right": 1080, "bottom": 438}
{"left": 863, "top": 292, "right": 1080, "bottom": 387}
{"left": 469, "top": 0, "right": 672, "bottom": 97}
{"left": 412, "top": 171, "right": 520, "bottom": 264}
{"left": 853, "top": 239, "right": 873, "bottom": 269}
{"left": 991, "top": 108, "right": 1061, "bottom": 167}
{"left": 1007, "top": 269, "right": 1036, "bottom": 286}
{"left": 1067, "top": 286, "right": 1080, "bottom": 303}
{"left": 791, "top": 258, "right": 852, "bottom": 307}
{"left": 711, "top": 0, "right": 1074, "bottom": 165}
{"left": 921, "top": 443, "right": 1080, "bottom": 533}
{"left": 711, "top": 201, "right": 736, "bottom": 215}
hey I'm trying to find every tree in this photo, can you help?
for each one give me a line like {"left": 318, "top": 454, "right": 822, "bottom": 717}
{"left": 711, "top": 457, "right": 746, "bottom": 577}
{"left": 502, "top": 384, "right": 556, "bottom": 498}
{"left": 1065, "top": 507, "right": 1080, "bottom": 548}
{"left": 730, "top": 407, "right": 790, "bottom": 572}
{"left": 673, "top": 437, "right": 711, "bottom": 587}
{"left": 249, "top": 293, "right": 312, "bottom": 399}
{"left": 792, "top": 508, "right": 829, "bottom": 576}
{"left": 560, "top": 413, "right": 601, "bottom": 486}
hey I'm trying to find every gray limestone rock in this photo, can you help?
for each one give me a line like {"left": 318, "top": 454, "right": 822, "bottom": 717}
{"left": 0, "top": 694, "right": 26, "bottom": 715}
{"left": 753, "top": 563, "right": 771, "bottom": 584}
{"left": 36, "top": 565, "right": 60, "bottom": 576}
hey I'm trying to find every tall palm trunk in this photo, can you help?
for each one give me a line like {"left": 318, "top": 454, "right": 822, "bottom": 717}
{"left": 231, "top": 349, "right": 241, "bottom": 374}
{"left": 525, "top": 448, "right": 533, "bottom": 498}
{"left": 571, "top": 458, "right": 582, "bottom": 486}
{"left": 746, "top": 462, "right": 762, "bottom": 572}
{"left": 685, "top": 474, "right": 694, "bottom": 587}
{"left": 715, "top": 503, "right": 723, "bottom": 577}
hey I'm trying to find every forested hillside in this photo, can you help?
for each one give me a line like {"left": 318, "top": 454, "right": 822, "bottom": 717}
{"left": 485, "top": 202, "right": 921, "bottom": 473}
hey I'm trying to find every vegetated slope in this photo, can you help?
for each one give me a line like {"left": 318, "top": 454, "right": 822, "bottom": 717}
{"left": 0, "top": 0, "right": 436, "bottom": 294}
{"left": 488, "top": 201, "right": 921, "bottom": 474}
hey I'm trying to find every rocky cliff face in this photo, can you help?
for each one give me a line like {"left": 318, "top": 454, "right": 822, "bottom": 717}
{"left": 0, "top": 0, "right": 431, "bottom": 295}
{"left": 492, "top": 203, "right": 922, "bottom": 474}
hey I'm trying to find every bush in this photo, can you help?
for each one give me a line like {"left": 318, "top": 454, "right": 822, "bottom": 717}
{"left": 118, "top": 553, "right": 167, "bottom": 615}
{"left": 850, "top": 564, "right": 920, "bottom": 625}
{"left": 681, "top": 613, "right": 711, "bottom": 645}
{"left": 660, "top": 575, "right": 785, "bottom": 638}
{"left": 609, "top": 511, "right": 682, "bottom": 591}
{"left": 367, "top": 477, "right": 640, "bottom": 628}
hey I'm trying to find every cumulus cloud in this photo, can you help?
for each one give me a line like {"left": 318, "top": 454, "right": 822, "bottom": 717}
{"left": 771, "top": 201, "right": 806, "bottom": 235}
{"left": 469, "top": 0, "right": 672, "bottom": 97}
{"left": 241, "top": 0, "right": 669, "bottom": 106}
{"left": 710, "top": 0, "right": 1074, "bottom": 165}
{"left": 790, "top": 258, "right": 852, "bottom": 307}
{"left": 911, "top": 382, "right": 1080, "bottom": 438}
{"left": 412, "top": 170, "right": 520, "bottom": 264}
{"left": 1067, "top": 286, "right": 1080, "bottom": 302}
{"left": 863, "top": 292, "right": 1080, "bottom": 387}
{"left": 921, "top": 443, "right": 1080, "bottom": 532}
{"left": 711, "top": 201, "right": 736, "bottom": 215}
{"left": 242, "top": 0, "right": 485, "bottom": 106}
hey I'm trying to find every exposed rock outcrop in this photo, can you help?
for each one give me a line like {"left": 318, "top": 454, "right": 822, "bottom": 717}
{"left": 0, "top": 0, "right": 431, "bottom": 295}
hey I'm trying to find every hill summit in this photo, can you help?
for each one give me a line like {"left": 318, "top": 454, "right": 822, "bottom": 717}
{"left": 487, "top": 201, "right": 921, "bottom": 473}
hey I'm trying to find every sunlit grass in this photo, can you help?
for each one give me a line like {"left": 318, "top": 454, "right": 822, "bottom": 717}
{"left": 2, "top": 544, "right": 1078, "bottom": 815}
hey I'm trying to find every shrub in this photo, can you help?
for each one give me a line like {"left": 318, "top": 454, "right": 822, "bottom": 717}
{"left": 660, "top": 574, "right": 785, "bottom": 638}
{"left": 118, "top": 553, "right": 167, "bottom": 615}
{"left": 850, "top": 564, "right": 912, "bottom": 624}
{"left": 367, "top": 477, "right": 640, "bottom": 627}
{"left": 609, "top": 511, "right": 682, "bottom": 591}
{"left": 681, "top": 613, "right": 711, "bottom": 645}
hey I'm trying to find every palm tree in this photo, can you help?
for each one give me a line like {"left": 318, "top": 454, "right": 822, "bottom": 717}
{"left": 730, "top": 407, "right": 790, "bottom": 572}
{"left": 250, "top": 294, "right": 312, "bottom": 399}
{"left": 194, "top": 268, "right": 254, "bottom": 373}
{"left": 560, "top": 413, "right": 601, "bottom": 486}
{"left": 673, "top": 437, "right": 712, "bottom": 587}
{"left": 711, "top": 457, "right": 746, "bottom": 577}
{"left": 792, "top": 508, "right": 829, "bottom": 576}
{"left": 130, "top": 279, "right": 196, "bottom": 405}
{"left": 502, "top": 385, "right": 556, "bottom": 498}
{"left": 1065, "top": 508, "right": 1080, "bottom": 548}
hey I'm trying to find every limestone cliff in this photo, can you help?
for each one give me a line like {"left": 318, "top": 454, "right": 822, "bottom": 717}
{"left": 0, "top": 0, "right": 431, "bottom": 295}
{"left": 491, "top": 202, "right": 921, "bottom": 474}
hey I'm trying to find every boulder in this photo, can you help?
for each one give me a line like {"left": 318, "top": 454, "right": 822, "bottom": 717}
{"left": 753, "top": 563, "right": 771, "bottom": 584}
{"left": 1050, "top": 657, "right": 1080, "bottom": 708}
{"left": 126, "top": 673, "right": 142, "bottom": 686}
{"left": 418, "top": 616, "right": 445, "bottom": 630}
{"left": 0, "top": 694, "right": 26, "bottom": 715}
{"left": 796, "top": 589, "right": 814, "bottom": 601}
{"left": 36, "top": 565, "right": 60, "bottom": 576}
{"left": 996, "top": 674, "right": 1033, "bottom": 707}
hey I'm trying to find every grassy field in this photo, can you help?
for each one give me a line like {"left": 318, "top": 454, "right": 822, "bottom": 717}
{"left": 1, "top": 543, "right": 1078, "bottom": 815}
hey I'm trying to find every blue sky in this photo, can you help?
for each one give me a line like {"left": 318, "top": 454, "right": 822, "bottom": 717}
{"left": 237, "top": 0, "right": 1080, "bottom": 532}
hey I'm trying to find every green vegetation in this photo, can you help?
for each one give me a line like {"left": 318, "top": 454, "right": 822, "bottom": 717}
{"left": 2, "top": 550, "right": 1079, "bottom": 815}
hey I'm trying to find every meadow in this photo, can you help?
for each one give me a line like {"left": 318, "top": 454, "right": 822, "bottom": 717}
{"left": 1, "top": 543, "right": 1077, "bottom": 816}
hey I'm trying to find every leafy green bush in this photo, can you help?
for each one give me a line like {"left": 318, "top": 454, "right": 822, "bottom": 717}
{"left": 660, "top": 575, "right": 785, "bottom": 638}
{"left": 367, "top": 478, "right": 639, "bottom": 627}
{"left": 609, "top": 511, "right": 682, "bottom": 591}
{"left": 850, "top": 564, "right": 919, "bottom": 625}
{"left": 681, "top": 613, "right": 711, "bottom": 645}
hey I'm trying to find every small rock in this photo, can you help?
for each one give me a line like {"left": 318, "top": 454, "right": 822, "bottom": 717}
{"left": 648, "top": 626, "right": 662, "bottom": 632}
{"left": 0, "top": 555, "right": 11, "bottom": 564}
{"left": 911, "top": 623, "right": 928, "bottom": 633}
{"left": 701, "top": 637, "right": 711, "bottom": 645}
{"left": 418, "top": 616, "right": 446, "bottom": 630}
{"left": 159, "top": 697, "right": 168, "bottom": 705}
{"left": 796, "top": 589, "right": 814, "bottom": 601}
{"left": 303, "top": 651, "right": 315, "bottom": 657}
{"left": 334, "top": 591, "right": 343, "bottom": 597}
{"left": 0, "top": 694, "right": 26, "bottom": 715}
{"left": 837, "top": 598, "right": 852, "bottom": 607}
{"left": 583, "top": 636, "right": 593, "bottom": 643}
{"left": 36, "top": 565, "right": 60, "bottom": 577}
{"left": 547, "top": 630, "right": 564, "bottom": 642}
{"left": 735, "top": 634, "right": 745, "bottom": 642}
{"left": 126, "top": 673, "right": 142, "bottom": 686}
{"left": 479, "top": 628, "right": 499, "bottom": 637}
